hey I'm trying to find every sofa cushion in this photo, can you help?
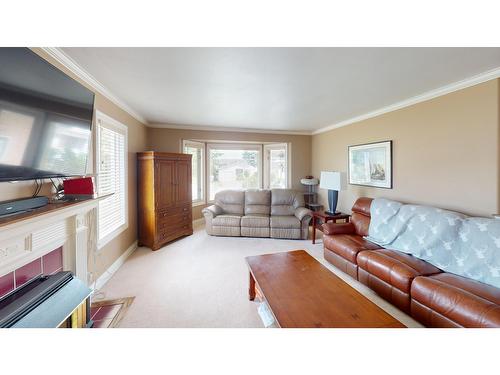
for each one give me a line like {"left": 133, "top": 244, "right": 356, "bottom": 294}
{"left": 270, "top": 215, "right": 301, "bottom": 229}
{"left": 350, "top": 197, "right": 373, "bottom": 236}
{"left": 323, "top": 234, "right": 381, "bottom": 264}
{"left": 244, "top": 190, "right": 271, "bottom": 215}
{"left": 271, "top": 189, "right": 304, "bottom": 216}
{"left": 324, "top": 248, "right": 359, "bottom": 279}
{"left": 352, "top": 197, "right": 373, "bottom": 216}
{"left": 357, "top": 249, "right": 441, "bottom": 293}
{"left": 214, "top": 190, "right": 245, "bottom": 215}
{"left": 352, "top": 212, "right": 371, "bottom": 237}
{"left": 241, "top": 227, "right": 269, "bottom": 237}
{"left": 411, "top": 273, "right": 500, "bottom": 327}
{"left": 241, "top": 215, "right": 269, "bottom": 228}
{"left": 322, "top": 222, "right": 356, "bottom": 235}
{"left": 212, "top": 215, "right": 241, "bottom": 227}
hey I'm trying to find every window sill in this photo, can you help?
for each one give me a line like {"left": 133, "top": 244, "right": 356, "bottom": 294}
{"left": 192, "top": 200, "right": 207, "bottom": 207}
{"left": 97, "top": 223, "right": 128, "bottom": 251}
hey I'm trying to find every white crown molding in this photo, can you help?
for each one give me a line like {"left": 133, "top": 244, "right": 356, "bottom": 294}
{"left": 37, "top": 48, "right": 500, "bottom": 136}
{"left": 148, "top": 122, "right": 312, "bottom": 135}
{"left": 312, "top": 66, "right": 500, "bottom": 135}
{"left": 41, "top": 47, "right": 149, "bottom": 125}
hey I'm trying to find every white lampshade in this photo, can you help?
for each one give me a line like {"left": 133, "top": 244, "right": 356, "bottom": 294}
{"left": 319, "top": 171, "right": 346, "bottom": 191}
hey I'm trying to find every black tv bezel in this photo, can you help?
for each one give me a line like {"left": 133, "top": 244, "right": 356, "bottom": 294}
{"left": 0, "top": 48, "right": 96, "bottom": 183}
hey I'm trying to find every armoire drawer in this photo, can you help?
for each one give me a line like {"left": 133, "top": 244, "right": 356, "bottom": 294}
{"left": 156, "top": 204, "right": 191, "bottom": 218}
{"left": 157, "top": 222, "right": 192, "bottom": 240}
{"left": 157, "top": 212, "right": 192, "bottom": 229}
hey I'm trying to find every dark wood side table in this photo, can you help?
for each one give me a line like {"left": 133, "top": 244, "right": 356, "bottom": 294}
{"left": 311, "top": 211, "right": 350, "bottom": 244}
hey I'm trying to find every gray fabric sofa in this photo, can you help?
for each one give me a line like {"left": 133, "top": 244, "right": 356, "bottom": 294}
{"left": 202, "top": 189, "right": 312, "bottom": 239}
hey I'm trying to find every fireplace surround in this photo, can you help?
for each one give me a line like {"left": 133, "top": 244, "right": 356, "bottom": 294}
{"left": 0, "top": 198, "right": 101, "bottom": 293}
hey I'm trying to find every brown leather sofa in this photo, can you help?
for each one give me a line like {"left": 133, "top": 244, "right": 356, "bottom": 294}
{"left": 322, "top": 197, "right": 500, "bottom": 328}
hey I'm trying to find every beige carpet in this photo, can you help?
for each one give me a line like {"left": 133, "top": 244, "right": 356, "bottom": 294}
{"left": 98, "top": 222, "right": 422, "bottom": 328}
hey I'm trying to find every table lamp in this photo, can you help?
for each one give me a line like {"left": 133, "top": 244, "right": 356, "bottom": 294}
{"left": 319, "top": 171, "right": 346, "bottom": 215}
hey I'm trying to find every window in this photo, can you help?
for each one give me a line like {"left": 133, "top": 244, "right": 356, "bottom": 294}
{"left": 264, "top": 143, "right": 288, "bottom": 189}
{"left": 96, "top": 111, "right": 128, "bottom": 249}
{"left": 182, "top": 140, "right": 290, "bottom": 204}
{"left": 183, "top": 140, "right": 205, "bottom": 204}
{"left": 207, "top": 143, "right": 262, "bottom": 201}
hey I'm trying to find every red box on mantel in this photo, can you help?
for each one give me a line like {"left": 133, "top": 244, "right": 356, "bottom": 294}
{"left": 63, "top": 177, "right": 95, "bottom": 199}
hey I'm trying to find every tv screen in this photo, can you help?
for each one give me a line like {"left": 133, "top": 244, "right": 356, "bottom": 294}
{"left": 0, "top": 48, "right": 95, "bottom": 182}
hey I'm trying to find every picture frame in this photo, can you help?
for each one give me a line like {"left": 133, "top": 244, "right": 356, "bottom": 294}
{"left": 348, "top": 140, "right": 392, "bottom": 189}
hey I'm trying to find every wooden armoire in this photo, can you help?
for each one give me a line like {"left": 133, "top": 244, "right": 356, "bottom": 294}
{"left": 137, "top": 152, "right": 193, "bottom": 250}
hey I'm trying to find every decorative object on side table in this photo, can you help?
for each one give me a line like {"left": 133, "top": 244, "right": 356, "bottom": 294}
{"left": 311, "top": 210, "right": 350, "bottom": 244}
{"left": 300, "top": 176, "right": 322, "bottom": 211}
{"left": 348, "top": 140, "right": 392, "bottom": 188}
{"left": 319, "top": 171, "right": 346, "bottom": 215}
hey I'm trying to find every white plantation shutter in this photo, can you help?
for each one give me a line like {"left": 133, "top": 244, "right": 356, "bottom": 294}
{"left": 97, "top": 112, "right": 128, "bottom": 248}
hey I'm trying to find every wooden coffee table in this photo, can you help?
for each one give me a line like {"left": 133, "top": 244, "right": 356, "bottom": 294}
{"left": 246, "top": 250, "right": 405, "bottom": 328}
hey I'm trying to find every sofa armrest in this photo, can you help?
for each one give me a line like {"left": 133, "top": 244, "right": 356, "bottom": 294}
{"left": 294, "top": 207, "right": 312, "bottom": 221}
{"left": 202, "top": 205, "right": 223, "bottom": 217}
{"left": 322, "top": 222, "right": 355, "bottom": 235}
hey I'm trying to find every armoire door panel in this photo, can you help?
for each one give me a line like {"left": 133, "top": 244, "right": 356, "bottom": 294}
{"left": 155, "top": 159, "right": 176, "bottom": 210}
{"left": 175, "top": 159, "right": 192, "bottom": 206}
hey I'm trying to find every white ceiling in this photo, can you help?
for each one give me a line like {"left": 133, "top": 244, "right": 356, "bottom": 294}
{"left": 61, "top": 47, "right": 500, "bottom": 133}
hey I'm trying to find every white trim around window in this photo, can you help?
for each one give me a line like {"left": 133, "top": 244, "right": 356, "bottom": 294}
{"left": 95, "top": 111, "right": 129, "bottom": 250}
{"left": 263, "top": 143, "right": 290, "bottom": 189}
{"left": 182, "top": 139, "right": 206, "bottom": 205}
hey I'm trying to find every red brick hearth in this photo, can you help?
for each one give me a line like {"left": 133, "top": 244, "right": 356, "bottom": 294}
{"left": 0, "top": 247, "right": 63, "bottom": 299}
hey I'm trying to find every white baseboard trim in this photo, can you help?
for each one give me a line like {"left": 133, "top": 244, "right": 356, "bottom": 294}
{"left": 193, "top": 218, "right": 205, "bottom": 226}
{"left": 93, "top": 240, "right": 138, "bottom": 291}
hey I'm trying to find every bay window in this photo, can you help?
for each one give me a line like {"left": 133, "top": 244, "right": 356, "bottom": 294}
{"left": 182, "top": 140, "right": 290, "bottom": 204}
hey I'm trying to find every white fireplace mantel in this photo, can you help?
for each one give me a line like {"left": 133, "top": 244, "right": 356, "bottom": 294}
{"left": 0, "top": 198, "right": 101, "bottom": 285}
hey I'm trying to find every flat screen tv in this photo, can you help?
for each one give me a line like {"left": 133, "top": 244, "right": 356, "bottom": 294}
{"left": 0, "top": 48, "right": 95, "bottom": 182}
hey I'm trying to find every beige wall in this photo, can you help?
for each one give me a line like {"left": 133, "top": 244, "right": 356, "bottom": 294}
{"left": 147, "top": 127, "right": 312, "bottom": 219}
{"left": 312, "top": 79, "right": 500, "bottom": 217}
{"left": 0, "top": 49, "right": 148, "bottom": 280}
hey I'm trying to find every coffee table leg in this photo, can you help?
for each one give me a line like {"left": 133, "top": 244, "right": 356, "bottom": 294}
{"left": 312, "top": 215, "right": 316, "bottom": 245}
{"left": 249, "top": 272, "right": 256, "bottom": 301}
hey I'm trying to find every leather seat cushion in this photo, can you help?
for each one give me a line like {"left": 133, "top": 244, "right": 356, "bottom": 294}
{"left": 350, "top": 197, "right": 373, "bottom": 236}
{"left": 212, "top": 215, "right": 241, "bottom": 227}
{"left": 270, "top": 189, "right": 304, "bottom": 216}
{"left": 214, "top": 190, "right": 245, "bottom": 215}
{"left": 352, "top": 197, "right": 373, "bottom": 216}
{"left": 244, "top": 190, "right": 271, "bottom": 215}
{"left": 411, "top": 273, "right": 500, "bottom": 327}
{"left": 351, "top": 212, "right": 370, "bottom": 237}
{"left": 241, "top": 215, "right": 269, "bottom": 228}
{"left": 323, "top": 234, "right": 381, "bottom": 264}
{"left": 357, "top": 249, "right": 441, "bottom": 293}
{"left": 270, "top": 215, "right": 301, "bottom": 229}
{"left": 324, "top": 248, "right": 359, "bottom": 279}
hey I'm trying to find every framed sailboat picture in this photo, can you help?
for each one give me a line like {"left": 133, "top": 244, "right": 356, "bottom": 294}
{"left": 348, "top": 140, "right": 392, "bottom": 189}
